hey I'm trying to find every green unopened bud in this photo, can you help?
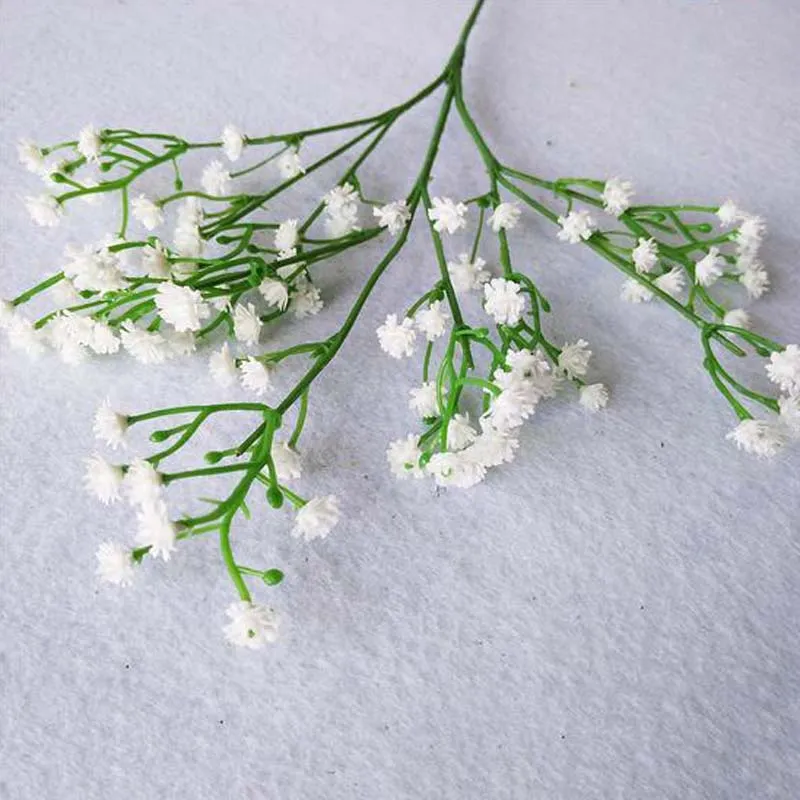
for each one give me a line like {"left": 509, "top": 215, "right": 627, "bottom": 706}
{"left": 262, "top": 569, "right": 284, "bottom": 586}
{"left": 204, "top": 450, "right": 224, "bottom": 464}
{"left": 266, "top": 486, "right": 284, "bottom": 508}
{"left": 149, "top": 429, "right": 171, "bottom": 443}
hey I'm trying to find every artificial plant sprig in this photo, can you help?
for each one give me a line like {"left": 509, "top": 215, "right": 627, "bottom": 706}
{"left": 4, "top": 0, "right": 799, "bottom": 648}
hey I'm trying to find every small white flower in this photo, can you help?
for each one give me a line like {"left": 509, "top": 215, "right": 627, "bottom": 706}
{"left": 695, "top": 247, "right": 725, "bottom": 287}
{"left": 377, "top": 313, "right": 416, "bottom": 358}
{"left": 446, "top": 413, "right": 477, "bottom": 451}
{"left": 387, "top": 435, "right": 424, "bottom": 480}
{"left": 722, "top": 308, "right": 751, "bottom": 329}
{"left": 778, "top": 395, "right": 800, "bottom": 438}
{"left": 632, "top": 238, "right": 659, "bottom": 274}
{"left": 426, "top": 451, "right": 486, "bottom": 489}
{"left": 602, "top": 177, "right": 634, "bottom": 217}
{"left": 620, "top": 278, "right": 653, "bottom": 304}
{"left": 201, "top": 160, "right": 231, "bottom": 196}
{"left": 324, "top": 183, "right": 359, "bottom": 213}
{"left": 63, "top": 242, "right": 126, "bottom": 294}
{"left": 487, "top": 202, "right": 521, "bottom": 232}
{"left": 221, "top": 124, "right": 245, "bottom": 162}
{"left": 373, "top": 201, "right": 411, "bottom": 235}
{"left": 558, "top": 339, "right": 592, "bottom": 379}
{"left": 95, "top": 542, "right": 136, "bottom": 587}
{"left": 735, "top": 216, "right": 766, "bottom": 258}
{"left": 290, "top": 278, "right": 323, "bottom": 318}
{"left": 447, "top": 253, "right": 490, "bottom": 294}
{"left": 25, "top": 194, "right": 62, "bottom": 227}
{"left": 324, "top": 205, "right": 360, "bottom": 238}
{"left": 274, "top": 219, "right": 299, "bottom": 251}
{"left": 557, "top": 210, "right": 596, "bottom": 244}
{"left": 739, "top": 263, "right": 770, "bottom": 299}
{"left": 483, "top": 278, "right": 525, "bottom": 326}
{"left": 239, "top": 357, "right": 271, "bottom": 396}
{"left": 293, "top": 495, "right": 340, "bottom": 541}
{"left": 415, "top": 300, "right": 450, "bottom": 341}
{"left": 766, "top": 345, "right": 800, "bottom": 394}
{"left": 120, "top": 322, "right": 170, "bottom": 364}
{"left": 131, "top": 195, "right": 164, "bottom": 231}
{"left": 654, "top": 267, "right": 686, "bottom": 298}
{"left": 142, "top": 241, "right": 170, "bottom": 278}
{"left": 17, "top": 139, "right": 45, "bottom": 173}
{"left": 93, "top": 400, "right": 128, "bottom": 449}
{"left": 224, "top": 601, "right": 279, "bottom": 648}
{"left": 134, "top": 499, "right": 177, "bottom": 561}
{"left": 409, "top": 382, "right": 439, "bottom": 417}
{"left": 233, "top": 302, "right": 262, "bottom": 345}
{"left": 272, "top": 441, "right": 302, "bottom": 481}
{"left": 469, "top": 427, "right": 519, "bottom": 468}
{"left": 427, "top": 197, "right": 468, "bottom": 235}
{"left": 209, "top": 342, "right": 238, "bottom": 388}
{"left": 154, "top": 282, "right": 210, "bottom": 332}
{"left": 579, "top": 383, "right": 609, "bottom": 412}
{"left": 6, "top": 317, "right": 46, "bottom": 358}
{"left": 277, "top": 148, "right": 304, "bottom": 179}
{"left": 84, "top": 455, "right": 124, "bottom": 504}
{"left": 717, "top": 199, "right": 744, "bottom": 227}
{"left": 77, "top": 124, "right": 102, "bottom": 162}
{"left": 258, "top": 277, "right": 290, "bottom": 311}
{"left": 0, "top": 299, "right": 16, "bottom": 329}
{"left": 125, "top": 458, "right": 163, "bottom": 507}
{"left": 505, "top": 348, "right": 550, "bottom": 379}
{"left": 726, "top": 418, "right": 785, "bottom": 458}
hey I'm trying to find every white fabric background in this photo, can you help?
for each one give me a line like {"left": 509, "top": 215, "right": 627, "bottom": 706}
{"left": 1, "top": 1, "right": 799, "bottom": 798}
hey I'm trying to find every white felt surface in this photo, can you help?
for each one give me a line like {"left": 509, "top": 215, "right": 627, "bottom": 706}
{"left": 1, "top": 1, "right": 799, "bottom": 798}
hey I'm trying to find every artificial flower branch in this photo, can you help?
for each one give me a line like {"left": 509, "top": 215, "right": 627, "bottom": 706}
{"left": 4, "top": 0, "right": 798, "bottom": 648}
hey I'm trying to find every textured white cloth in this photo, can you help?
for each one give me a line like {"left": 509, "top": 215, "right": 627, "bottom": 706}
{"left": 1, "top": 1, "right": 799, "bottom": 798}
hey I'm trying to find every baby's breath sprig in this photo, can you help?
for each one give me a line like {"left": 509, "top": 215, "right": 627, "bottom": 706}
{"left": 3, "top": 0, "right": 798, "bottom": 648}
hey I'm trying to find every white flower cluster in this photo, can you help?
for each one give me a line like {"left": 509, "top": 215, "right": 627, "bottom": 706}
{"left": 323, "top": 182, "right": 360, "bottom": 237}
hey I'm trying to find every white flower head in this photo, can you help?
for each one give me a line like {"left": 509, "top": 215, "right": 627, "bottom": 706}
{"left": 735, "top": 216, "right": 766, "bottom": 258}
{"left": 387, "top": 435, "right": 424, "bottom": 479}
{"left": 293, "top": 495, "right": 340, "bottom": 541}
{"left": 602, "top": 177, "right": 634, "bottom": 217}
{"left": 717, "top": 199, "right": 745, "bottom": 227}
{"left": 131, "top": 195, "right": 164, "bottom": 231}
{"left": 739, "top": 263, "right": 770, "bottom": 299}
{"left": 620, "top": 278, "right": 653, "bottom": 304}
{"left": 324, "top": 205, "right": 360, "bottom": 238}
{"left": 632, "top": 238, "right": 659, "bottom": 274}
{"left": 428, "top": 196, "right": 468, "bottom": 235}
{"left": 557, "top": 210, "right": 596, "bottom": 244}
{"left": 426, "top": 450, "right": 486, "bottom": 489}
{"left": 487, "top": 202, "right": 521, "bottom": 232}
{"left": 0, "top": 299, "right": 16, "bottom": 329}
{"left": 695, "top": 247, "right": 725, "bottom": 287}
{"left": 77, "top": 124, "right": 103, "bottom": 162}
{"left": 94, "top": 400, "right": 128, "bottom": 448}
{"left": 224, "top": 602, "right": 279, "bottom": 648}
{"left": 272, "top": 441, "right": 302, "bottom": 482}
{"left": 274, "top": 219, "right": 299, "bottom": 252}
{"left": 120, "top": 322, "right": 170, "bottom": 364}
{"left": 89, "top": 321, "right": 120, "bottom": 355}
{"left": 654, "top": 267, "right": 686, "bottom": 298}
{"left": 221, "top": 124, "right": 245, "bottom": 162}
{"left": 447, "top": 253, "right": 490, "bottom": 294}
{"left": 277, "top": 148, "right": 304, "bottom": 179}
{"left": 579, "top": 383, "right": 609, "bottom": 412}
{"left": 558, "top": 339, "right": 592, "bottom": 379}
{"left": 259, "top": 277, "right": 290, "bottom": 311}
{"left": 25, "top": 194, "right": 62, "bottom": 227}
{"left": 233, "top": 302, "right": 262, "bottom": 345}
{"left": 125, "top": 458, "right": 163, "bottom": 507}
{"left": 134, "top": 499, "right": 177, "bottom": 561}
{"left": 290, "top": 277, "right": 323, "bottom": 318}
{"left": 84, "top": 455, "right": 124, "bottom": 504}
{"left": 409, "top": 382, "right": 439, "bottom": 418}
{"left": 142, "top": 241, "right": 170, "bottom": 278}
{"left": 323, "top": 183, "right": 359, "bottom": 213}
{"left": 415, "top": 300, "right": 450, "bottom": 342}
{"left": 446, "top": 413, "right": 478, "bottom": 451}
{"left": 155, "top": 282, "right": 209, "bottom": 332}
{"left": 469, "top": 427, "right": 519, "bottom": 468}
{"left": 201, "top": 160, "right": 231, "bottom": 196}
{"left": 6, "top": 317, "right": 46, "bottom": 358}
{"left": 484, "top": 278, "right": 525, "bottom": 326}
{"left": 17, "top": 139, "right": 45, "bottom": 174}
{"left": 62, "top": 242, "right": 126, "bottom": 294}
{"left": 377, "top": 313, "right": 416, "bottom": 358}
{"left": 778, "top": 395, "right": 800, "bottom": 438}
{"left": 239, "top": 357, "right": 271, "bottom": 396}
{"left": 766, "top": 345, "right": 800, "bottom": 394}
{"left": 96, "top": 542, "right": 136, "bottom": 587}
{"left": 723, "top": 308, "right": 751, "bottom": 329}
{"left": 726, "top": 419, "right": 785, "bottom": 458}
{"left": 209, "top": 342, "right": 238, "bottom": 388}
{"left": 373, "top": 201, "right": 411, "bottom": 235}
{"left": 505, "top": 348, "right": 550, "bottom": 379}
